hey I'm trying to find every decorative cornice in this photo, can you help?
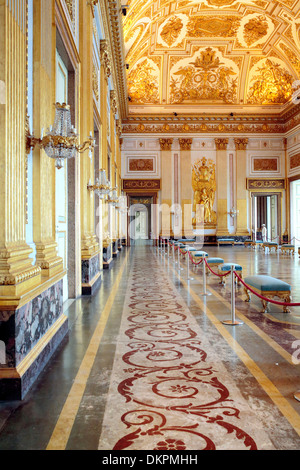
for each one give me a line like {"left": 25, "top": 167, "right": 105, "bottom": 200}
{"left": 99, "top": 0, "right": 128, "bottom": 120}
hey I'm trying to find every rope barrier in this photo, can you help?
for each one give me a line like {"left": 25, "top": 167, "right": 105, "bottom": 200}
{"left": 187, "top": 251, "right": 203, "bottom": 266}
{"left": 233, "top": 271, "right": 300, "bottom": 307}
{"left": 162, "top": 239, "right": 299, "bottom": 308}
{"left": 203, "top": 258, "right": 231, "bottom": 278}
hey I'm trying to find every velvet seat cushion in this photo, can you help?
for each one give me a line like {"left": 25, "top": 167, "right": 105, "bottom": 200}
{"left": 192, "top": 251, "right": 209, "bottom": 257}
{"left": 178, "top": 239, "right": 196, "bottom": 243}
{"left": 281, "top": 245, "right": 294, "bottom": 248}
{"left": 244, "top": 275, "right": 291, "bottom": 292}
{"left": 220, "top": 263, "right": 242, "bottom": 271}
{"left": 207, "top": 258, "right": 224, "bottom": 263}
{"left": 218, "top": 239, "right": 234, "bottom": 241}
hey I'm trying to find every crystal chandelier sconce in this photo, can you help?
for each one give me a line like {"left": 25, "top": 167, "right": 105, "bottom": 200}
{"left": 107, "top": 188, "right": 119, "bottom": 207}
{"left": 87, "top": 169, "right": 110, "bottom": 200}
{"left": 229, "top": 207, "right": 239, "bottom": 218}
{"left": 26, "top": 103, "right": 96, "bottom": 169}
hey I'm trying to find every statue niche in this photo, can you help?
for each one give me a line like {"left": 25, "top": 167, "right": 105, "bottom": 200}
{"left": 192, "top": 158, "right": 217, "bottom": 228}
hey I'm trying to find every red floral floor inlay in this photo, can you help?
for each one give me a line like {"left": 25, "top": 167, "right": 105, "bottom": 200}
{"left": 98, "top": 253, "right": 274, "bottom": 450}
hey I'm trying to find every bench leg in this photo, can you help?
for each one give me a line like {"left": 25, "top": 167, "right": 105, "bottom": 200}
{"left": 244, "top": 287, "right": 250, "bottom": 302}
{"left": 261, "top": 299, "right": 269, "bottom": 313}
{"left": 282, "top": 295, "right": 291, "bottom": 314}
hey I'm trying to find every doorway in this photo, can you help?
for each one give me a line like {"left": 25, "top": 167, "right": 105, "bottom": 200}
{"left": 128, "top": 197, "right": 153, "bottom": 245}
{"left": 252, "top": 193, "right": 281, "bottom": 242}
{"left": 291, "top": 179, "right": 300, "bottom": 246}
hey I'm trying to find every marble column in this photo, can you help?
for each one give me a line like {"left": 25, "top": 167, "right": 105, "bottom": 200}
{"left": 234, "top": 138, "right": 250, "bottom": 237}
{"left": 215, "top": 138, "right": 229, "bottom": 237}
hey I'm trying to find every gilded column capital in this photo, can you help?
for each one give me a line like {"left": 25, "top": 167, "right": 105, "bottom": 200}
{"left": 179, "top": 138, "right": 193, "bottom": 151}
{"left": 100, "top": 39, "right": 112, "bottom": 79}
{"left": 234, "top": 138, "right": 248, "bottom": 150}
{"left": 215, "top": 138, "right": 229, "bottom": 150}
{"left": 159, "top": 138, "right": 173, "bottom": 151}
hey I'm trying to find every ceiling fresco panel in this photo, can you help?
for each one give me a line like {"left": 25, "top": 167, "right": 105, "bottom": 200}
{"left": 122, "top": 0, "right": 300, "bottom": 117}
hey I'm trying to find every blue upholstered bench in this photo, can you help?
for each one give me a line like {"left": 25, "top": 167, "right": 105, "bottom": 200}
{"left": 217, "top": 239, "right": 235, "bottom": 246}
{"left": 255, "top": 240, "right": 263, "bottom": 249}
{"left": 244, "top": 239, "right": 254, "bottom": 247}
{"left": 263, "top": 242, "right": 278, "bottom": 253}
{"left": 218, "top": 263, "right": 243, "bottom": 285}
{"left": 178, "top": 239, "right": 196, "bottom": 244}
{"left": 244, "top": 275, "right": 292, "bottom": 313}
{"left": 205, "top": 257, "right": 224, "bottom": 275}
{"left": 280, "top": 244, "right": 295, "bottom": 255}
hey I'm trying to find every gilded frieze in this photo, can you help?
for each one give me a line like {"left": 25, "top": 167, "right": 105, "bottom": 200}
{"left": 248, "top": 59, "right": 294, "bottom": 104}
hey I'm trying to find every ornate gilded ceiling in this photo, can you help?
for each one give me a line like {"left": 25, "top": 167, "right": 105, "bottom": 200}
{"left": 122, "top": 0, "right": 300, "bottom": 116}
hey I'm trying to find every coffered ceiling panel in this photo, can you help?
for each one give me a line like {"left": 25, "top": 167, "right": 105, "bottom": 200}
{"left": 122, "top": 0, "right": 300, "bottom": 116}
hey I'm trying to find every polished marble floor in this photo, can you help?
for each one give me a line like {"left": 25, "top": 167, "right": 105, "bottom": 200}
{"left": 0, "top": 242, "right": 300, "bottom": 450}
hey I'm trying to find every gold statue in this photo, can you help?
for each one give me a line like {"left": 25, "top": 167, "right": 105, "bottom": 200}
{"left": 192, "top": 158, "right": 217, "bottom": 227}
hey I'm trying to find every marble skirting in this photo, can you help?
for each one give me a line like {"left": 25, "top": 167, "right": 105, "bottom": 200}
{"left": 103, "top": 243, "right": 113, "bottom": 270}
{"left": 82, "top": 253, "right": 102, "bottom": 295}
{"left": 0, "top": 279, "right": 68, "bottom": 400}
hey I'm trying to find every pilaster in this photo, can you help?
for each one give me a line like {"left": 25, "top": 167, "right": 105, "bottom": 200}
{"left": 179, "top": 138, "right": 193, "bottom": 238}
{"left": 160, "top": 138, "right": 173, "bottom": 237}
{"left": 215, "top": 138, "right": 229, "bottom": 237}
{"left": 234, "top": 138, "right": 250, "bottom": 237}
{"left": 0, "top": 0, "right": 41, "bottom": 298}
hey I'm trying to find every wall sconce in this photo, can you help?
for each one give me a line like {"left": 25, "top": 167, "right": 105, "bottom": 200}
{"left": 87, "top": 169, "right": 110, "bottom": 200}
{"left": 107, "top": 188, "right": 119, "bottom": 207}
{"left": 26, "top": 103, "right": 95, "bottom": 169}
{"left": 229, "top": 207, "right": 239, "bottom": 218}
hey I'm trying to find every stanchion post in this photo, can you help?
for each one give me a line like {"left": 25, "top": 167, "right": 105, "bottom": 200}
{"left": 222, "top": 266, "right": 243, "bottom": 326}
{"left": 200, "top": 256, "right": 211, "bottom": 296}
{"left": 187, "top": 250, "right": 194, "bottom": 281}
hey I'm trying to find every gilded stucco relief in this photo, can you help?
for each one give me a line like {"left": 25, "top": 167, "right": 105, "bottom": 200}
{"left": 127, "top": 58, "right": 160, "bottom": 104}
{"left": 247, "top": 58, "right": 294, "bottom": 105}
{"left": 170, "top": 48, "right": 239, "bottom": 104}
